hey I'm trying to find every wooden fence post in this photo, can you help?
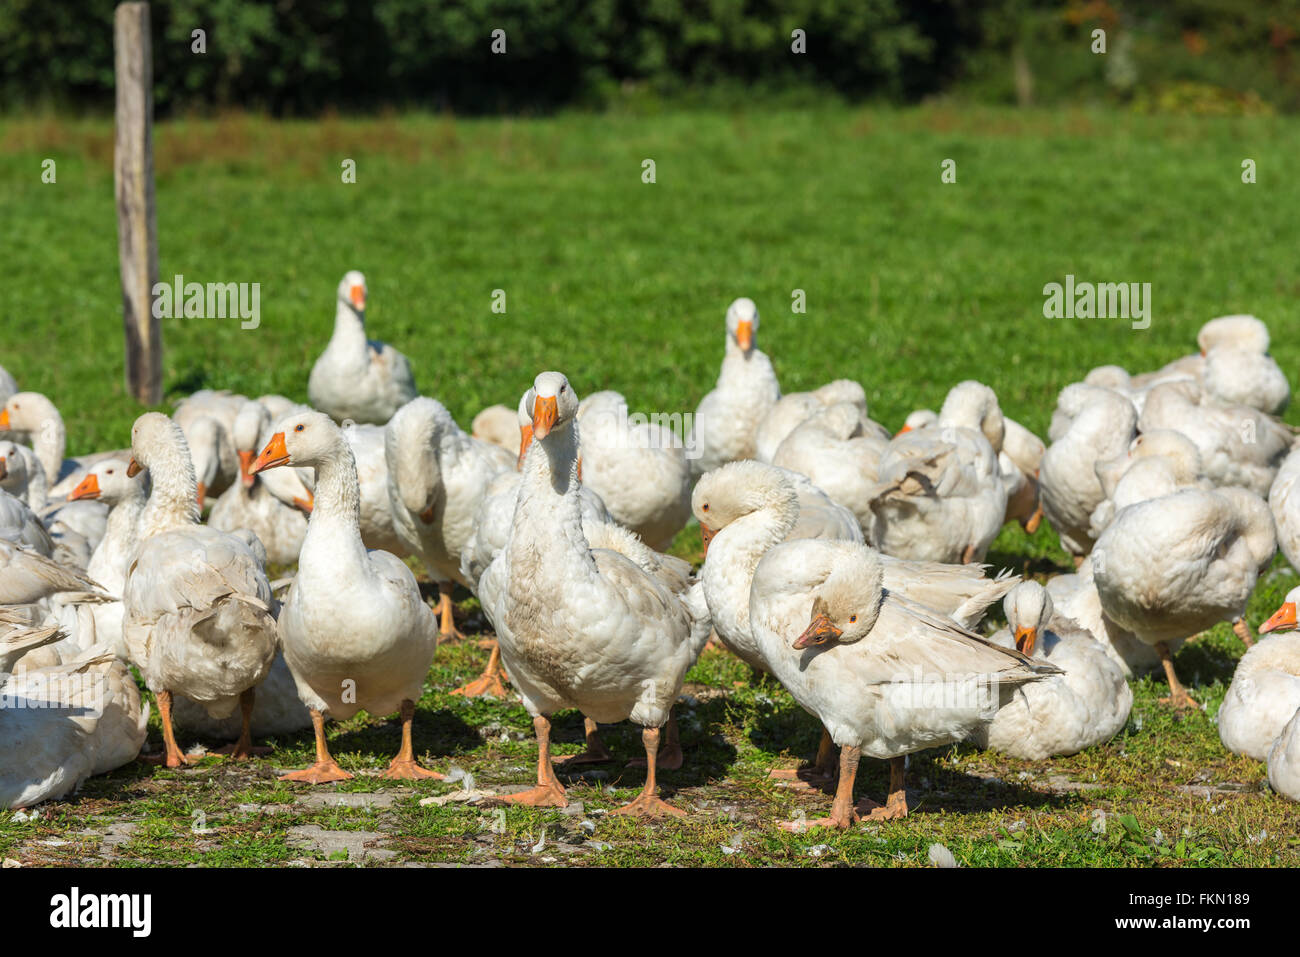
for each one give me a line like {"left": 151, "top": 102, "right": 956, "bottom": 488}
{"left": 114, "top": 2, "right": 162, "bottom": 405}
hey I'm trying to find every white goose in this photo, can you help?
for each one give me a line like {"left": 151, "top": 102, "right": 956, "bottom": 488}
{"left": 121, "top": 413, "right": 279, "bottom": 766}
{"left": 771, "top": 402, "right": 889, "bottom": 533}
{"left": 1093, "top": 486, "right": 1276, "bottom": 709}
{"left": 308, "top": 270, "right": 418, "bottom": 425}
{"left": 0, "top": 392, "right": 127, "bottom": 498}
{"left": 1268, "top": 447, "right": 1300, "bottom": 574}
{"left": 208, "top": 400, "right": 309, "bottom": 565}
{"left": 250, "top": 410, "right": 440, "bottom": 782}
{"left": 688, "top": 298, "right": 781, "bottom": 476}
{"left": 576, "top": 390, "right": 692, "bottom": 551}
{"left": 1088, "top": 430, "right": 1207, "bottom": 538}
{"left": 489, "top": 372, "right": 708, "bottom": 815}
{"left": 1039, "top": 383, "right": 1139, "bottom": 558}
{"left": 1138, "top": 379, "right": 1292, "bottom": 498}
{"left": 865, "top": 381, "right": 1008, "bottom": 563}
{"left": 385, "top": 396, "right": 513, "bottom": 640}
{"left": 748, "top": 541, "right": 1052, "bottom": 828}
{"left": 471, "top": 403, "right": 522, "bottom": 457}
{"left": 971, "top": 581, "right": 1131, "bottom": 760}
{"left": 1, "top": 629, "right": 148, "bottom": 810}
{"left": 754, "top": 378, "right": 867, "bottom": 464}
{"left": 1218, "top": 589, "right": 1300, "bottom": 762}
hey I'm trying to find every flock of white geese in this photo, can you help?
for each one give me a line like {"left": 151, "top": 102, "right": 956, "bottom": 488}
{"left": 2, "top": 275, "right": 1299, "bottom": 829}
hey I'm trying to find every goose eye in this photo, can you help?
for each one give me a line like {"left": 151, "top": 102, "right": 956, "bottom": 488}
{"left": 106, "top": 469, "right": 114, "bottom": 475}
{"left": 295, "top": 424, "right": 305, "bottom": 432}
{"left": 848, "top": 615, "right": 857, "bottom": 624}
{"left": 701, "top": 503, "right": 709, "bottom": 511}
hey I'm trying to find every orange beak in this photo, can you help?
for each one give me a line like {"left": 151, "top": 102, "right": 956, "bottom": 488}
{"left": 793, "top": 613, "right": 842, "bottom": 650}
{"left": 0, "top": 408, "right": 9, "bottom": 429}
{"left": 734, "top": 320, "right": 754, "bottom": 352}
{"left": 68, "top": 472, "right": 101, "bottom": 501}
{"left": 127, "top": 457, "right": 143, "bottom": 477}
{"left": 196, "top": 481, "right": 206, "bottom": 510}
{"left": 532, "top": 395, "right": 558, "bottom": 441}
{"left": 350, "top": 284, "right": 366, "bottom": 310}
{"left": 1259, "top": 602, "right": 1297, "bottom": 634}
{"left": 516, "top": 423, "right": 534, "bottom": 471}
{"left": 292, "top": 491, "right": 314, "bottom": 514}
{"left": 700, "top": 523, "right": 717, "bottom": 556}
{"left": 251, "top": 432, "right": 290, "bottom": 473}
{"left": 0, "top": 456, "right": 6, "bottom": 481}
{"left": 895, "top": 424, "right": 913, "bottom": 437}
{"left": 1014, "top": 626, "right": 1037, "bottom": 657}
{"left": 238, "top": 450, "right": 256, "bottom": 487}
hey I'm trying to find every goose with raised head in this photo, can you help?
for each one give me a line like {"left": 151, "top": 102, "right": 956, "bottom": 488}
{"left": 576, "top": 390, "right": 692, "bottom": 551}
{"left": 208, "top": 400, "right": 309, "bottom": 565}
{"left": 748, "top": 542, "right": 1053, "bottom": 828}
{"left": 489, "top": 372, "right": 709, "bottom": 815}
{"left": 250, "top": 410, "right": 441, "bottom": 782}
{"left": 385, "top": 396, "right": 513, "bottom": 641}
{"left": 308, "top": 271, "right": 418, "bottom": 425}
{"left": 1093, "top": 486, "right": 1276, "bottom": 710}
{"left": 865, "top": 381, "right": 1008, "bottom": 564}
{"left": 688, "top": 298, "right": 781, "bottom": 477}
{"left": 0, "top": 392, "right": 128, "bottom": 498}
{"left": 121, "top": 413, "right": 279, "bottom": 767}
{"left": 970, "top": 581, "right": 1131, "bottom": 759}
{"left": 1039, "top": 383, "right": 1139, "bottom": 559}
{"left": 754, "top": 378, "right": 867, "bottom": 464}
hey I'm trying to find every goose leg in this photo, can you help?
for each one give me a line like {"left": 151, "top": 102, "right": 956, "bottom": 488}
{"left": 961, "top": 544, "right": 977, "bottom": 565}
{"left": 214, "top": 688, "right": 272, "bottom": 760}
{"left": 1232, "top": 617, "right": 1256, "bottom": 648}
{"left": 437, "top": 583, "right": 467, "bottom": 643}
{"left": 769, "top": 727, "right": 838, "bottom": 790}
{"left": 381, "top": 699, "right": 444, "bottom": 779}
{"left": 628, "top": 711, "right": 682, "bottom": 769}
{"left": 1156, "top": 641, "right": 1200, "bottom": 710}
{"left": 555, "top": 717, "right": 613, "bottom": 766}
{"left": 856, "top": 756, "right": 908, "bottom": 820}
{"left": 142, "top": 689, "right": 203, "bottom": 768}
{"left": 780, "top": 744, "right": 861, "bottom": 830}
{"left": 500, "top": 715, "right": 568, "bottom": 807}
{"left": 280, "top": 709, "right": 353, "bottom": 783}
{"left": 1023, "top": 501, "right": 1043, "bottom": 534}
{"left": 610, "top": 726, "right": 685, "bottom": 818}
{"left": 450, "top": 641, "right": 510, "bottom": 698}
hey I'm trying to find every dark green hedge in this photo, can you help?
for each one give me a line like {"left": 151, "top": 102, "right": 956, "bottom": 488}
{"left": 2, "top": 1, "right": 1297, "bottom": 114}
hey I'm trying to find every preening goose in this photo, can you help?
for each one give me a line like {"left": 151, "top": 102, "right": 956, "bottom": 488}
{"left": 970, "top": 581, "right": 1131, "bottom": 760}
{"left": 385, "top": 396, "right": 514, "bottom": 640}
{"left": 999, "top": 416, "right": 1045, "bottom": 532}
{"left": 308, "top": 270, "right": 418, "bottom": 425}
{"left": 688, "top": 298, "right": 781, "bottom": 476}
{"left": 121, "top": 413, "right": 279, "bottom": 767}
{"left": 489, "top": 372, "right": 708, "bottom": 815}
{"left": 1093, "top": 486, "right": 1276, "bottom": 709}
{"left": 754, "top": 378, "right": 866, "bottom": 464}
{"left": 471, "top": 403, "right": 523, "bottom": 457}
{"left": 1088, "top": 430, "right": 1206, "bottom": 538}
{"left": 1039, "top": 383, "right": 1138, "bottom": 558}
{"left": 865, "top": 381, "right": 1008, "bottom": 563}
{"left": 576, "top": 390, "right": 692, "bottom": 551}
{"left": 748, "top": 542, "right": 1052, "bottom": 828}
{"left": 771, "top": 402, "right": 889, "bottom": 533}
{"left": 250, "top": 410, "right": 441, "bottom": 783}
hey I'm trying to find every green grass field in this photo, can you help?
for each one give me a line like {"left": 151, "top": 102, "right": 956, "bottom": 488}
{"left": 1, "top": 105, "right": 1298, "bottom": 867}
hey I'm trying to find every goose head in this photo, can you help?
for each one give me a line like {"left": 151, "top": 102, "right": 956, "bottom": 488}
{"left": 338, "top": 270, "right": 367, "bottom": 315}
{"left": 1003, "top": 580, "right": 1052, "bottom": 657}
{"left": 128, "top": 412, "right": 197, "bottom": 505}
{"left": 251, "top": 410, "right": 342, "bottom": 473}
{"left": 0, "top": 391, "right": 56, "bottom": 434}
{"left": 897, "top": 408, "right": 937, "bottom": 436}
{"left": 0, "top": 440, "right": 26, "bottom": 491}
{"left": 68, "top": 458, "right": 142, "bottom": 505}
{"left": 691, "top": 460, "right": 798, "bottom": 556}
{"left": 939, "top": 380, "right": 1005, "bottom": 452}
{"left": 1260, "top": 586, "right": 1300, "bottom": 634}
{"left": 1197, "top": 314, "right": 1268, "bottom": 356}
{"left": 725, "top": 297, "right": 759, "bottom": 354}
{"left": 233, "top": 401, "right": 272, "bottom": 488}
{"left": 792, "top": 547, "right": 884, "bottom": 649}
{"left": 528, "top": 371, "right": 579, "bottom": 442}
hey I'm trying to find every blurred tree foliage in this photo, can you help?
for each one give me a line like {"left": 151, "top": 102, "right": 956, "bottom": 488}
{"left": 1, "top": 0, "right": 1297, "bottom": 114}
